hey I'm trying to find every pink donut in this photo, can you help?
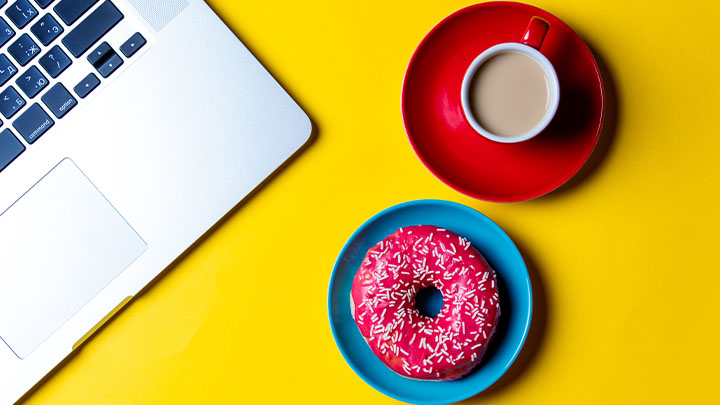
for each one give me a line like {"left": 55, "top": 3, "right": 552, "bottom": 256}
{"left": 350, "top": 225, "right": 500, "bottom": 381}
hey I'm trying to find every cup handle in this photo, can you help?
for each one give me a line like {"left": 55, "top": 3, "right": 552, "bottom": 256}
{"left": 521, "top": 17, "right": 549, "bottom": 50}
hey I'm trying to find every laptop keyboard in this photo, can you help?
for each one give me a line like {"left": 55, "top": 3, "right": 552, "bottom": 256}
{"left": 0, "top": 0, "right": 146, "bottom": 172}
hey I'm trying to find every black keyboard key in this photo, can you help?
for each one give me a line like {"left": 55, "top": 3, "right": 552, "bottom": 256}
{"left": 13, "top": 103, "right": 52, "bottom": 143}
{"left": 0, "top": 128, "right": 24, "bottom": 173}
{"left": 8, "top": 34, "right": 39, "bottom": 66}
{"left": 0, "top": 54, "right": 18, "bottom": 85}
{"left": 54, "top": 0, "right": 98, "bottom": 25}
{"left": 34, "top": 0, "right": 54, "bottom": 8}
{"left": 62, "top": 1, "right": 122, "bottom": 58}
{"left": 0, "top": 18, "right": 15, "bottom": 47}
{"left": 41, "top": 82, "right": 75, "bottom": 118}
{"left": 0, "top": 86, "right": 24, "bottom": 118}
{"left": 97, "top": 51, "right": 121, "bottom": 77}
{"left": 30, "top": 13, "right": 62, "bottom": 45}
{"left": 73, "top": 72, "right": 98, "bottom": 98}
{"left": 87, "top": 41, "right": 122, "bottom": 77}
{"left": 16, "top": 65, "right": 47, "bottom": 98}
{"left": 120, "top": 32, "right": 146, "bottom": 58}
{"left": 38, "top": 45, "right": 71, "bottom": 78}
{"left": 87, "top": 40, "right": 110, "bottom": 65}
{"left": 6, "top": 0, "right": 38, "bottom": 29}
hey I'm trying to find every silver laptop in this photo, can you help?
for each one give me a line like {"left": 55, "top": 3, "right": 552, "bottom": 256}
{"left": 0, "top": 0, "right": 311, "bottom": 402}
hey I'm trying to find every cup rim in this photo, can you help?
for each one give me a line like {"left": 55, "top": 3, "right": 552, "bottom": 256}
{"left": 461, "top": 42, "right": 560, "bottom": 144}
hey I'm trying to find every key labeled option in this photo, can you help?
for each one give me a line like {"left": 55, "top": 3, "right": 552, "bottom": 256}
{"left": 73, "top": 72, "right": 99, "bottom": 98}
{"left": 0, "top": 86, "right": 25, "bottom": 119}
{"left": 38, "top": 45, "right": 71, "bottom": 78}
{"left": 42, "top": 83, "right": 76, "bottom": 118}
{"left": 12, "top": 103, "right": 53, "bottom": 144}
{"left": 0, "top": 128, "right": 24, "bottom": 174}
{"left": 119, "top": 32, "right": 146, "bottom": 58}
{"left": 16, "top": 65, "right": 47, "bottom": 98}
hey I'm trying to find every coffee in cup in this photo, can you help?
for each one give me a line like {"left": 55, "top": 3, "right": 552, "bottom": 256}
{"left": 461, "top": 17, "right": 559, "bottom": 143}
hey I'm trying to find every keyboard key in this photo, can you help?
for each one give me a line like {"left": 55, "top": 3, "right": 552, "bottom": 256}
{"left": 54, "top": 0, "right": 98, "bottom": 25}
{"left": 87, "top": 41, "right": 122, "bottom": 78}
{"left": 8, "top": 34, "right": 40, "bottom": 66}
{"left": 62, "top": 1, "right": 123, "bottom": 58}
{"left": 38, "top": 45, "right": 71, "bottom": 78}
{"left": 119, "top": 32, "right": 146, "bottom": 58}
{"left": 33, "top": 0, "right": 54, "bottom": 8}
{"left": 6, "top": 0, "right": 38, "bottom": 29}
{"left": 30, "top": 13, "right": 62, "bottom": 45}
{"left": 0, "top": 1, "right": 7, "bottom": 9}
{"left": 0, "top": 86, "right": 24, "bottom": 118}
{"left": 97, "top": 52, "right": 121, "bottom": 77}
{"left": 0, "top": 54, "right": 18, "bottom": 85}
{"left": 87, "top": 40, "right": 110, "bottom": 65}
{"left": 41, "top": 82, "right": 75, "bottom": 118}
{"left": 0, "top": 128, "right": 24, "bottom": 173}
{"left": 73, "top": 72, "right": 98, "bottom": 98}
{"left": 12, "top": 103, "right": 52, "bottom": 143}
{"left": 0, "top": 18, "right": 15, "bottom": 47}
{"left": 16, "top": 65, "right": 47, "bottom": 98}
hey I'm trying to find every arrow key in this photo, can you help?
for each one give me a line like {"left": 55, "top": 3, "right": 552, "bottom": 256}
{"left": 96, "top": 52, "right": 123, "bottom": 78}
{"left": 73, "top": 73, "right": 99, "bottom": 99}
{"left": 87, "top": 41, "right": 123, "bottom": 78}
{"left": 120, "top": 32, "right": 146, "bottom": 58}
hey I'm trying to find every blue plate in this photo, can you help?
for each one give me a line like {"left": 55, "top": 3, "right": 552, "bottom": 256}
{"left": 328, "top": 200, "right": 532, "bottom": 404}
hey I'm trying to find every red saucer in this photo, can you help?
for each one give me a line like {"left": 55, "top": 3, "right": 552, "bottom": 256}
{"left": 402, "top": 2, "right": 604, "bottom": 202}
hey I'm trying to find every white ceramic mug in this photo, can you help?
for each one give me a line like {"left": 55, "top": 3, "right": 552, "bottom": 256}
{"left": 460, "top": 17, "right": 560, "bottom": 144}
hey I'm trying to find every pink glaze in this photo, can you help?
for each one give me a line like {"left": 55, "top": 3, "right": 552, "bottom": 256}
{"left": 351, "top": 225, "right": 500, "bottom": 381}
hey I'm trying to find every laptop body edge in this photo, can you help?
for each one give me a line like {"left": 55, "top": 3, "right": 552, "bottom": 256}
{"left": 0, "top": 0, "right": 312, "bottom": 402}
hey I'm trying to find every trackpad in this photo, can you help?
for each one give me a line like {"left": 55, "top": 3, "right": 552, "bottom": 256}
{"left": 0, "top": 159, "right": 146, "bottom": 359}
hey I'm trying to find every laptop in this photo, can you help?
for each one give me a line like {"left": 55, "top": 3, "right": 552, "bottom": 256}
{"left": 0, "top": 0, "right": 311, "bottom": 402}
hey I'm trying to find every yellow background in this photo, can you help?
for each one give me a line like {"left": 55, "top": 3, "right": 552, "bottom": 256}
{"left": 23, "top": 0, "right": 720, "bottom": 403}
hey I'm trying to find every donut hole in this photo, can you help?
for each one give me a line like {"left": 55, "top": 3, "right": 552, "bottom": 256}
{"left": 415, "top": 286, "right": 444, "bottom": 318}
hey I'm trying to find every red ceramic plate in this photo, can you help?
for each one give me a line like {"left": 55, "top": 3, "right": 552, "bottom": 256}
{"left": 402, "top": 2, "right": 604, "bottom": 202}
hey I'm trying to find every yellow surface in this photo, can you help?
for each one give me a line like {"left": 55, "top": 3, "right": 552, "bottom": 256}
{"left": 23, "top": 0, "right": 720, "bottom": 403}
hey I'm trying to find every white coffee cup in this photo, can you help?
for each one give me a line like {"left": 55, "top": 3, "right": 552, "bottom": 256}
{"left": 460, "top": 17, "right": 560, "bottom": 144}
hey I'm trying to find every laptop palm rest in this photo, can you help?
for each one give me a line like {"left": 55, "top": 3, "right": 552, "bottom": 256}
{"left": 0, "top": 159, "right": 147, "bottom": 359}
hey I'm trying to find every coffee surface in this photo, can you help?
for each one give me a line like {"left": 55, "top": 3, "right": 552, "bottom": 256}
{"left": 468, "top": 51, "right": 550, "bottom": 138}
